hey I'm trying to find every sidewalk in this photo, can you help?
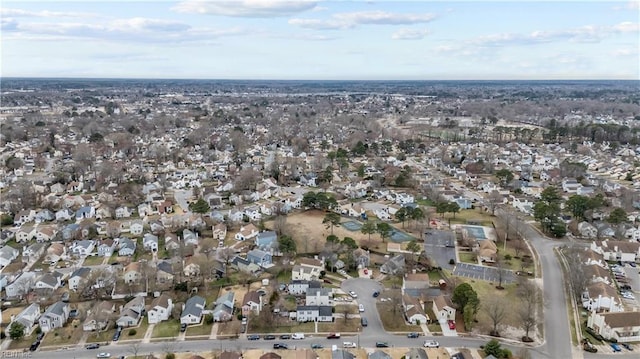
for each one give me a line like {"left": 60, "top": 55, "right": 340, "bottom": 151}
{"left": 77, "top": 332, "right": 90, "bottom": 346}
{"left": 142, "top": 324, "right": 155, "bottom": 343}
{"left": 208, "top": 323, "right": 219, "bottom": 339}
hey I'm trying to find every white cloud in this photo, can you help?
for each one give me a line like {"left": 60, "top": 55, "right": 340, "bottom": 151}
{"left": 111, "top": 18, "right": 191, "bottom": 33}
{"left": 627, "top": 1, "right": 640, "bottom": 10}
{"left": 172, "top": 0, "right": 317, "bottom": 17}
{"left": 0, "top": 8, "right": 96, "bottom": 18}
{"left": 290, "top": 10, "right": 436, "bottom": 30}
{"left": 612, "top": 21, "right": 640, "bottom": 33}
{"left": 613, "top": 48, "right": 639, "bottom": 57}
{"left": 391, "top": 28, "right": 429, "bottom": 40}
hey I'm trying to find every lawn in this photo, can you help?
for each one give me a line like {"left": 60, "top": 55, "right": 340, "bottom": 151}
{"left": 376, "top": 290, "right": 420, "bottom": 332}
{"left": 217, "top": 320, "right": 242, "bottom": 337}
{"left": 8, "top": 333, "right": 37, "bottom": 350}
{"left": 427, "top": 270, "right": 444, "bottom": 283}
{"left": 318, "top": 318, "right": 361, "bottom": 333}
{"left": 152, "top": 319, "right": 181, "bottom": 338}
{"left": 186, "top": 323, "right": 213, "bottom": 336}
{"left": 459, "top": 252, "right": 477, "bottom": 264}
{"left": 124, "top": 318, "right": 149, "bottom": 340}
{"left": 82, "top": 255, "right": 104, "bottom": 266}
{"left": 41, "top": 321, "right": 84, "bottom": 347}
{"left": 85, "top": 328, "right": 116, "bottom": 343}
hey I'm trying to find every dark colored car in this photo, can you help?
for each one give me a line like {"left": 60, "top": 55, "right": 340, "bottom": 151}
{"left": 375, "top": 342, "right": 389, "bottom": 348}
{"left": 180, "top": 323, "right": 187, "bottom": 332}
{"left": 247, "top": 335, "right": 260, "bottom": 340}
{"left": 279, "top": 334, "right": 291, "bottom": 339}
{"left": 36, "top": 332, "right": 45, "bottom": 341}
{"left": 327, "top": 333, "right": 341, "bottom": 339}
{"left": 311, "top": 344, "right": 323, "bottom": 349}
{"left": 273, "top": 343, "right": 289, "bottom": 349}
{"left": 372, "top": 291, "right": 380, "bottom": 298}
{"left": 263, "top": 335, "right": 276, "bottom": 340}
{"left": 29, "top": 341, "right": 40, "bottom": 352}
{"left": 407, "top": 332, "right": 420, "bottom": 338}
{"left": 86, "top": 344, "right": 101, "bottom": 350}
{"left": 621, "top": 343, "right": 633, "bottom": 351}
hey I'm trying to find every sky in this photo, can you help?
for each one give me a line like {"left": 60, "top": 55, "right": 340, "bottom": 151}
{"left": 1, "top": 0, "right": 639, "bottom": 80}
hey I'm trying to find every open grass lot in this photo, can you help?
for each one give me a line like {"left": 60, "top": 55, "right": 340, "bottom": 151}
{"left": 445, "top": 208, "right": 495, "bottom": 226}
{"left": 376, "top": 290, "right": 420, "bottom": 332}
{"left": 318, "top": 318, "right": 361, "bottom": 333}
{"left": 82, "top": 255, "right": 104, "bottom": 266}
{"left": 216, "top": 320, "right": 242, "bottom": 337}
{"left": 459, "top": 252, "right": 477, "bottom": 264}
{"left": 186, "top": 323, "right": 213, "bottom": 336}
{"left": 1, "top": 306, "right": 25, "bottom": 326}
{"left": 85, "top": 328, "right": 116, "bottom": 343}
{"left": 152, "top": 319, "right": 181, "bottom": 338}
{"left": 41, "top": 321, "right": 84, "bottom": 347}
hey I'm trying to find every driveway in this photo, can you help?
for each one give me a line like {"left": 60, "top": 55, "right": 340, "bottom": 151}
{"left": 423, "top": 229, "right": 456, "bottom": 270}
{"left": 622, "top": 265, "right": 640, "bottom": 293}
{"left": 341, "top": 278, "right": 385, "bottom": 339}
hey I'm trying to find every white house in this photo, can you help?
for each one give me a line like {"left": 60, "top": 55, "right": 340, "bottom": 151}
{"left": 587, "top": 311, "right": 640, "bottom": 343}
{"left": 432, "top": 295, "right": 456, "bottom": 323}
{"left": 147, "top": 293, "right": 174, "bottom": 324}
{"left": 180, "top": 295, "right": 206, "bottom": 325}
{"left": 235, "top": 224, "right": 259, "bottom": 241}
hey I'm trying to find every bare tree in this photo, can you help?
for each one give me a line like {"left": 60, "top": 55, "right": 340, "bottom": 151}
{"left": 128, "top": 343, "right": 140, "bottom": 359}
{"left": 484, "top": 296, "right": 507, "bottom": 337}
{"left": 486, "top": 190, "right": 503, "bottom": 216}
{"left": 518, "top": 278, "right": 541, "bottom": 341}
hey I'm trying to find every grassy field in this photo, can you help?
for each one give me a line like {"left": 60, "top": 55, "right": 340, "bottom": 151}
{"left": 124, "top": 318, "right": 149, "bottom": 340}
{"left": 376, "top": 290, "right": 420, "bottom": 332}
{"left": 186, "top": 323, "right": 213, "bottom": 336}
{"left": 41, "top": 321, "right": 84, "bottom": 347}
{"left": 82, "top": 255, "right": 104, "bottom": 266}
{"left": 85, "top": 328, "right": 116, "bottom": 343}
{"left": 459, "top": 252, "right": 477, "bottom": 264}
{"left": 318, "top": 318, "right": 361, "bottom": 333}
{"left": 152, "top": 319, "right": 181, "bottom": 338}
{"left": 8, "top": 333, "right": 37, "bottom": 350}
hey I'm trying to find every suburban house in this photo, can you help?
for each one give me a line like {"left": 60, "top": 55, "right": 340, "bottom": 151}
{"left": 380, "top": 254, "right": 405, "bottom": 275}
{"left": 21, "top": 242, "right": 47, "bottom": 263}
{"left": 143, "top": 233, "right": 159, "bottom": 252}
{"left": 181, "top": 295, "right": 206, "bottom": 325}
{"left": 212, "top": 223, "right": 227, "bottom": 241}
{"left": 183, "top": 229, "right": 199, "bottom": 246}
{"left": 587, "top": 310, "right": 640, "bottom": 342}
{"left": 15, "top": 226, "right": 36, "bottom": 243}
{"left": 230, "top": 256, "right": 262, "bottom": 275}
{"left": 147, "top": 293, "right": 174, "bottom": 324}
{"left": 212, "top": 292, "right": 235, "bottom": 322}
{"left": 247, "top": 249, "right": 273, "bottom": 268}
{"left": 183, "top": 257, "right": 201, "bottom": 277}
{"left": 69, "top": 267, "right": 92, "bottom": 291}
{"left": 117, "top": 296, "right": 145, "bottom": 327}
{"left": 83, "top": 301, "right": 116, "bottom": 331}
{"left": 305, "top": 288, "right": 332, "bottom": 306}
{"left": 255, "top": 231, "right": 277, "bottom": 250}
{"left": 578, "top": 222, "right": 598, "bottom": 239}
{"left": 118, "top": 238, "right": 137, "bottom": 256}
{"left": 584, "top": 264, "right": 612, "bottom": 285}
{"left": 403, "top": 295, "right": 428, "bottom": 325}
{"left": 34, "top": 272, "right": 63, "bottom": 292}
{"left": 45, "top": 242, "right": 66, "bottom": 264}
{"left": 130, "top": 220, "right": 144, "bottom": 236}
{"left": 295, "top": 305, "right": 333, "bottom": 322}
{"left": 123, "top": 262, "right": 142, "bottom": 284}
{"left": 292, "top": 257, "right": 324, "bottom": 281}
{"left": 288, "top": 280, "right": 320, "bottom": 296}
{"left": 38, "top": 301, "right": 70, "bottom": 332}
{"left": 235, "top": 224, "right": 259, "bottom": 241}
{"left": 69, "top": 240, "right": 95, "bottom": 257}
{"left": 404, "top": 348, "right": 429, "bottom": 359}
{"left": 156, "top": 261, "right": 175, "bottom": 283}
{"left": 0, "top": 245, "right": 19, "bottom": 267}
{"left": 590, "top": 240, "right": 640, "bottom": 262}
{"left": 97, "top": 238, "right": 117, "bottom": 257}
{"left": 582, "top": 282, "right": 623, "bottom": 313}
{"left": 164, "top": 233, "right": 180, "bottom": 251}
{"left": 5, "top": 272, "right": 36, "bottom": 298}
{"left": 6, "top": 303, "right": 40, "bottom": 336}
{"left": 241, "top": 290, "right": 262, "bottom": 317}
{"left": 432, "top": 295, "right": 456, "bottom": 323}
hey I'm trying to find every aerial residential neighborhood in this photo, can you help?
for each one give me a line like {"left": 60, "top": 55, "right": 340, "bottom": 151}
{"left": 1, "top": 77, "right": 639, "bottom": 359}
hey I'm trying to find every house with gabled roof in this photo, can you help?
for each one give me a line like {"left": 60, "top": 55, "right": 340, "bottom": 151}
{"left": 164, "top": 233, "right": 180, "bottom": 251}
{"left": 241, "top": 290, "right": 262, "bottom": 317}
{"left": 34, "top": 271, "right": 63, "bottom": 291}
{"left": 403, "top": 294, "right": 428, "bottom": 325}
{"left": 582, "top": 282, "right": 623, "bottom": 313}
{"left": 83, "top": 301, "right": 116, "bottom": 331}
{"left": 235, "top": 224, "right": 259, "bottom": 241}
{"left": 247, "top": 249, "right": 272, "bottom": 268}
{"left": 432, "top": 294, "right": 456, "bottom": 322}
{"left": 143, "top": 233, "right": 159, "bottom": 252}
{"left": 69, "top": 267, "right": 91, "bottom": 291}
{"left": 212, "top": 223, "right": 227, "bottom": 241}
{"left": 15, "top": 225, "right": 36, "bottom": 243}
{"left": 118, "top": 237, "right": 136, "bottom": 256}
{"left": 587, "top": 310, "right": 640, "bottom": 342}
{"left": 115, "top": 206, "right": 134, "bottom": 219}
{"left": 22, "top": 242, "right": 47, "bottom": 263}
{"left": 6, "top": 303, "right": 40, "bottom": 336}
{"left": 130, "top": 220, "right": 144, "bottom": 236}
{"left": 117, "top": 296, "right": 145, "bottom": 327}
{"left": 591, "top": 240, "right": 640, "bottom": 262}
{"left": 230, "top": 256, "right": 261, "bottom": 275}
{"left": 147, "top": 293, "right": 174, "bottom": 324}
{"left": 295, "top": 305, "right": 333, "bottom": 322}
{"left": 256, "top": 231, "right": 277, "bottom": 250}
{"left": 156, "top": 260, "right": 174, "bottom": 283}
{"left": 0, "top": 245, "right": 20, "bottom": 268}
{"left": 181, "top": 295, "right": 206, "bottom": 325}
{"left": 36, "top": 225, "right": 58, "bottom": 242}
{"left": 75, "top": 206, "right": 95, "bottom": 221}
{"left": 39, "top": 301, "right": 69, "bottom": 332}
{"left": 45, "top": 242, "right": 66, "bottom": 264}
{"left": 183, "top": 228, "right": 199, "bottom": 246}
{"left": 14, "top": 209, "right": 36, "bottom": 226}
{"left": 97, "top": 238, "right": 117, "bottom": 257}
{"left": 55, "top": 208, "right": 75, "bottom": 222}
{"left": 212, "top": 291, "right": 235, "bottom": 322}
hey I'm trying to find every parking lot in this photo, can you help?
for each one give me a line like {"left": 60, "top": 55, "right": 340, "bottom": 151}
{"left": 423, "top": 230, "right": 456, "bottom": 270}
{"left": 452, "top": 262, "right": 516, "bottom": 284}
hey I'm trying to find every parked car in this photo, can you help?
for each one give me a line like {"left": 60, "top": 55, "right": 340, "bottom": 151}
{"left": 348, "top": 291, "right": 358, "bottom": 298}
{"left": 359, "top": 304, "right": 365, "bottom": 312}
{"left": 273, "top": 343, "right": 289, "bottom": 349}
{"left": 611, "top": 343, "right": 622, "bottom": 352}
{"left": 279, "top": 334, "right": 291, "bottom": 340}
{"left": 372, "top": 291, "right": 380, "bottom": 298}
{"left": 621, "top": 343, "right": 633, "bottom": 351}
{"left": 424, "top": 340, "right": 440, "bottom": 348}
{"left": 247, "top": 335, "right": 260, "bottom": 340}
{"left": 629, "top": 262, "right": 637, "bottom": 267}
{"left": 86, "top": 344, "right": 101, "bottom": 350}
{"left": 263, "top": 335, "right": 276, "bottom": 340}
{"left": 343, "top": 342, "right": 357, "bottom": 348}
{"left": 36, "top": 332, "right": 44, "bottom": 341}
{"left": 407, "top": 332, "right": 420, "bottom": 338}
{"left": 361, "top": 317, "right": 368, "bottom": 327}
{"left": 311, "top": 344, "right": 323, "bottom": 349}
{"left": 448, "top": 320, "right": 456, "bottom": 330}
{"left": 292, "top": 333, "right": 305, "bottom": 340}
{"left": 29, "top": 341, "right": 40, "bottom": 352}
{"left": 327, "top": 333, "right": 341, "bottom": 339}
{"left": 375, "top": 342, "right": 389, "bottom": 348}
{"left": 180, "top": 323, "right": 187, "bottom": 332}
{"left": 97, "top": 353, "right": 111, "bottom": 358}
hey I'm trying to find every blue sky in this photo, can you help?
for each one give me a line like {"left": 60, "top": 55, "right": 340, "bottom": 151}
{"left": 1, "top": 1, "right": 639, "bottom": 80}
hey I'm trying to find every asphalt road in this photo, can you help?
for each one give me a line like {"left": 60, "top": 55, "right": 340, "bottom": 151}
{"left": 340, "top": 278, "right": 385, "bottom": 338}
{"left": 423, "top": 229, "right": 456, "bottom": 270}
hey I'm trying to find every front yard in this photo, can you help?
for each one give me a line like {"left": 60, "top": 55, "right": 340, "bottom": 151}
{"left": 123, "top": 318, "right": 149, "bottom": 340}
{"left": 82, "top": 255, "right": 104, "bottom": 266}
{"left": 85, "top": 327, "right": 117, "bottom": 343}
{"left": 41, "top": 320, "right": 84, "bottom": 347}
{"left": 376, "top": 290, "right": 420, "bottom": 332}
{"left": 152, "top": 319, "right": 181, "bottom": 338}
{"left": 8, "top": 333, "right": 38, "bottom": 350}
{"left": 186, "top": 322, "right": 213, "bottom": 336}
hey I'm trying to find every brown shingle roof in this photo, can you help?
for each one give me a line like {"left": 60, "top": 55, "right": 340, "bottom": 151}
{"left": 600, "top": 311, "right": 640, "bottom": 328}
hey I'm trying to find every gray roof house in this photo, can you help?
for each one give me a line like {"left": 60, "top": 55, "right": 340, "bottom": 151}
{"left": 116, "top": 296, "right": 145, "bottom": 328}
{"left": 380, "top": 254, "right": 405, "bottom": 275}
{"left": 404, "top": 348, "right": 429, "bottom": 359}
{"left": 143, "top": 233, "right": 159, "bottom": 252}
{"left": 118, "top": 238, "right": 136, "bottom": 256}
{"left": 368, "top": 351, "right": 392, "bottom": 359}
{"left": 38, "top": 301, "right": 70, "bottom": 333}
{"left": 256, "top": 231, "right": 277, "bottom": 250}
{"left": 212, "top": 292, "right": 235, "bottom": 322}
{"left": 247, "top": 249, "right": 272, "bottom": 268}
{"left": 6, "top": 303, "right": 40, "bottom": 336}
{"left": 332, "top": 350, "right": 355, "bottom": 359}
{"left": 0, "top": 245, "right": 19, "bottom": 267}
{"left": 181, "top": 295, "right": 206, "bottom": 325}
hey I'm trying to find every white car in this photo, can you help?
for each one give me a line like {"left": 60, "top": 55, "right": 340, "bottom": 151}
{"left": 97, "top": 353, "right": 111, "bottom": 358}
{"left": 359, "top": 304, "right": 364, "bottom": 312}
{"left": 292, "top": 333, "right": 305, "bottom": 340}
{"left": 348, "top": 291, "right": 358, "bottom": 298}
{"left": 343, "top": 342, "right": 357, "bottom": 348}
{"left": 423, "top": 340, "right": 440, "bottom": 348}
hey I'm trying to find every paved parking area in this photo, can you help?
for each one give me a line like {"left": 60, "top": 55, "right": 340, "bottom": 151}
{"left": 452, "top": 262, "right": 516, "bottom": 284}
{"left": 423, "top": 230, "right": 456, "bottom": 270}
{"left": 622, "top": 265, "right": 640, "bottom": 292}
